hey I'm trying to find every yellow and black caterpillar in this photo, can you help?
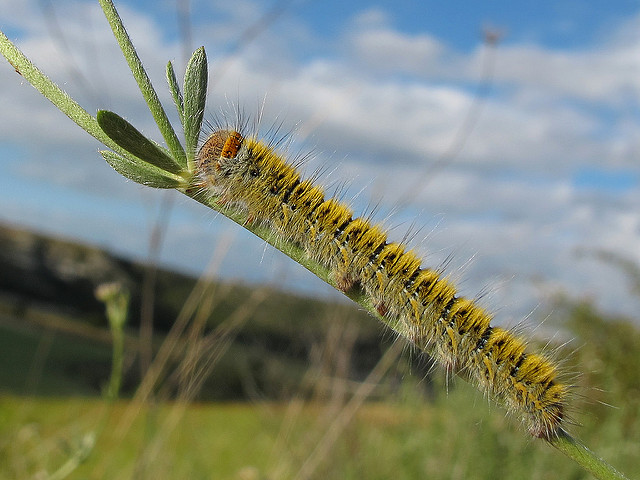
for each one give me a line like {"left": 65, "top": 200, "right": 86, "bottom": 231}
{"left": 196, "top": 127, "right": 568, "bottom": 440}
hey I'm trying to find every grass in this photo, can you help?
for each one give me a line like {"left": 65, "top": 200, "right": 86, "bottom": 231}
{"left": 1, "top": 282, "right": 639, "bottom": 479}
{"left": 0, "top": 392, "right": 582, "bottom": 480}
{"left": 4, "top": 368, "right": 637, "bottom": 480}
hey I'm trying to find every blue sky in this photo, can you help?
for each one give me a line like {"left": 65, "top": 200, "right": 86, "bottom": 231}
{"left": 1, "top": 0, "right": 639, "bottom": 326}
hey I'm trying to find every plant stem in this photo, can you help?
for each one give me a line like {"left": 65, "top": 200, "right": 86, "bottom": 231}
{"left": 98, "top": 0, "right": 187, "bottom": 166}
{"left": 0, "top": 30, "right": 121, "bottom": 152}
{"left": 549, "top": 431, "right": 629, "bottom": 480}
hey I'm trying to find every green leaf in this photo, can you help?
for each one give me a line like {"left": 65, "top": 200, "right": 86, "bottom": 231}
{"left": 100, "top": 150, "right": 182, "bottom": 189}
{"left": 167, "top": 60, "right": 184, "bottom": 122}
{"left": 97, "top": 110, "right": 183, "bottom": 175}
{"left": 182, "top": 47, "right": 208, "bottom": 171}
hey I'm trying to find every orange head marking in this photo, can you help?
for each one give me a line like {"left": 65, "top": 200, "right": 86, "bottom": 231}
{"left": 221, "top": 131, "right": 243, "bottom": 158}
{"left": 197, "top": 130, "right": 244, "bottom": 171}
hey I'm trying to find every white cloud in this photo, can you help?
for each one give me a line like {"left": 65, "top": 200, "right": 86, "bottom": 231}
{"left": 351, "top": 26, "right": 446, "bottom": 76}
{"left": 492, "top": 43, "right": 640, "bottom": 105}
{"left": 346, "top": 9, "right": 640, "bottom": 106}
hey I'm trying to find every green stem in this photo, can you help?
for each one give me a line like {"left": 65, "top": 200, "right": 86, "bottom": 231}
{"left": 549, "top": 431, "right": 629, "bottom": 480}
{"left": 47, "top": 432, "right": 95, "bottom": 480}
{"left": 0, "top": 30, "right": 122, "bottom": 153}
{"left": 97, "top": 0, "right": 187, "bottom": 166}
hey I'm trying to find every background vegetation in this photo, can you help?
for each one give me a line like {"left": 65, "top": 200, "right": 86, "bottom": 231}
{"left": 0, "top": 224, "right": 638, "bottom": 479}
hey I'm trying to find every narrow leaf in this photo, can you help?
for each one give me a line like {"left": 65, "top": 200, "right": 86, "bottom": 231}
{"left": 97, "top": 110, "right": 183, "bottom": 175}
{"left": 182, "top": 47, "right": 208, "bottom": 171}
{"left": 100, "top": 150, "right": 182, "bottom": 189}
{"left": 167, "top": 60, "right": 184, "bottom": 122}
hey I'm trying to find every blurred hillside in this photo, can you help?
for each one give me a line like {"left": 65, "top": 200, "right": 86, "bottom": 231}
{"left": 0, "top": 222, "right": 429, "bottom": 400}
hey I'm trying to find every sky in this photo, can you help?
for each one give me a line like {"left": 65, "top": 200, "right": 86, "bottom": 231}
{"left": 0, "top": 0, "right": 639, "bottom": 328}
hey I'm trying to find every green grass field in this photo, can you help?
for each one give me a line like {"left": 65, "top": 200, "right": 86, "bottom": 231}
{"left": 0, "top": 392, "right": 588, "bottom": 480}
{"left": 1, "top": 296, "right": 639, "bottom": 479}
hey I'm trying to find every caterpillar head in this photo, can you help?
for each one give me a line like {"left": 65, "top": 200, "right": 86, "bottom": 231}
{"left": 196, "top": 129, "right": 259, "bottom": 198}
{"left": 196, "top": 129, "right": 267, "bottom": 211}
{"left": 197, "top": 130, "right": 244, "bottom": 177}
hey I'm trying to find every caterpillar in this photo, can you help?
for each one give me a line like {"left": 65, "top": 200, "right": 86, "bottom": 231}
{"left": 195, "top": 125, "right": 569, "bottom": 440}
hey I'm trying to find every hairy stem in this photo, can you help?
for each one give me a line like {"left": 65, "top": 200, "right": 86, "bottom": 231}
{"left": 0, "top": 30, "right": 120, "bottom": 152}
